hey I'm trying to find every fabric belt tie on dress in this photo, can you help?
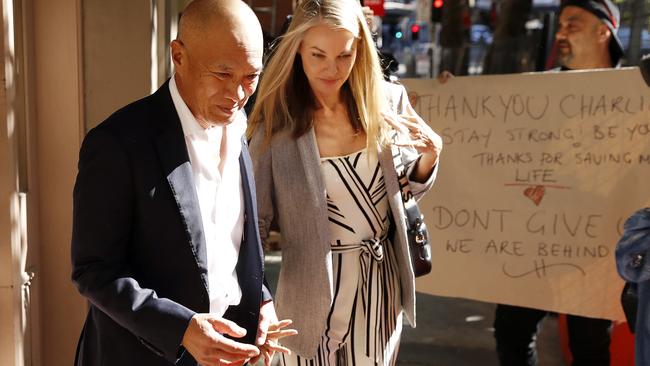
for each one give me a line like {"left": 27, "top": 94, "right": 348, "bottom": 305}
{"left": 330, "top": 236, "right": 386, "bottom": 261}
{"left": 330, "top": 232, "right": 395, "bottom": 362}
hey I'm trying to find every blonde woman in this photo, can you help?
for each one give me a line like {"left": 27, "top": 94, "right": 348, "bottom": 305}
{"left": 248, "top": 0, "right": 442, "bottom": 365}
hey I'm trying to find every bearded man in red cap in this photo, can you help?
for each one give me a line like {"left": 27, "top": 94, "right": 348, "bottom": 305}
{"left": 555, "top": 0, "right": 624, "bottom": 70}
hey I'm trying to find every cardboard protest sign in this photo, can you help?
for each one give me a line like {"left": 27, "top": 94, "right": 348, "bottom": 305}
{"left": 403, "top": 68, "right": 650, "bottom": 320}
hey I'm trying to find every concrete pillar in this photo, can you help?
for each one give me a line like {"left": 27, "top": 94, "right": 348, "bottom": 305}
{"left": 32, "top": 1, "right": 153, "bottom": 365}
{"left": 1, "top": 1, "right": 154, "bottom": 364}
{"left": 82, "top": 1, "right": 152, "bottom": 130}
{"left": 0, "top": 0, "right": 21, "bottom": 362}
{"left": 31, "top": 0, "right": 86, "bottom": 365}
{"left": 0, "top": 0, "right": 40, "bottom": 364}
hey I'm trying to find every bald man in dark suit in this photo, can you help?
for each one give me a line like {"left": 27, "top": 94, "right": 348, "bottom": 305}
{"left": 71, "top": 1, "right": 294, "bottom": 365}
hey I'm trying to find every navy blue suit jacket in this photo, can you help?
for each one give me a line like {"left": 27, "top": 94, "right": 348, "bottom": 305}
{"left": 71, "top": 80, "right": 270, "bottom": 365}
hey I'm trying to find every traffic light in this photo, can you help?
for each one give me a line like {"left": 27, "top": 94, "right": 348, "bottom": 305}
{"left": 391, "top": 23, "right": 403, "bottom": 39}
{"left": 432, "top": 0, "right": 443, "bottom": 23}
{"left": 411, "top": 24, "right": 420, "bottom": 41}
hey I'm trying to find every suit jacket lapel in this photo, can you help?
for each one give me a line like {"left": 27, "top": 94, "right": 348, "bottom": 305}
{"left": 152, "top": 83, "right": 209, "bottom": 294}
{"left": 297, "top": 127, "right": 327, "bottom": 211}
{"left": 238, "top": 136, "right": 264, "bottom": 280}
{"left": 378, "top": 144, "right": 405, "bottom": 229}
{"left": 296, "top": 127, "right": 332, "bottom": 256}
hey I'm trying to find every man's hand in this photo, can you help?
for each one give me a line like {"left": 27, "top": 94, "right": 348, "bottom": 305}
{"left": 251, "top": 301, "right": 298, "bottom": 366}
{"left": 182, "top": 313, "right": 260, "bottom": 366}
{"left": 437, "top": 70, "right": 454, "bottom": 84}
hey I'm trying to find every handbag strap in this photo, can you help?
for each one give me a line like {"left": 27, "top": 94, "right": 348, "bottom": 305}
{"left": 390, "top": 131, "right": 418, "bottom": 212}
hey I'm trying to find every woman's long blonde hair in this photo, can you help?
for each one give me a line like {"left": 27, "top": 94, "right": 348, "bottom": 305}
{"left": 246, "top": 0, "right": 390, "bottom": 152}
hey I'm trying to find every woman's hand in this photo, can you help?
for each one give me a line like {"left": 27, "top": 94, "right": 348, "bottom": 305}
{"left": 383, "top": 103, "right": 442, "bottom": 161}
{"left": 383, "top": 102, "right": 442, "bottom": 182}
{"left": 253, "top": 320, "right": 297, "bottom": 366}
{"left": 251, "top": 303, "right": 297, "bottom": 366}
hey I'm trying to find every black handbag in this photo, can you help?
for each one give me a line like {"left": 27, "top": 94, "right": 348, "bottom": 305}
{"left": 391, "top": 136, "right": 432, "bottom": 277}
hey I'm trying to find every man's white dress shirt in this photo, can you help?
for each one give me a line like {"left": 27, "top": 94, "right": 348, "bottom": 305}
{"left": 169, "top": 76, "right": 245, "bottom": 316}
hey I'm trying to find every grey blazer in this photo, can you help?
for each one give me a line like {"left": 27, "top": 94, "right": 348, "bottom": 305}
{"left": 250, "top": 82, "right": 437, "bottom": 357}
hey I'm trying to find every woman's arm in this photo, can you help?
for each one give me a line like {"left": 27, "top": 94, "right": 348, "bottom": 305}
{"left": 386, "top": 83, "right": 442, "bottom": 199}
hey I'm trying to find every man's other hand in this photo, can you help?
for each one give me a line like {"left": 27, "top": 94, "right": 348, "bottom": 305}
{"left": 182, "top": 313, "right": 260, "bottom": 366}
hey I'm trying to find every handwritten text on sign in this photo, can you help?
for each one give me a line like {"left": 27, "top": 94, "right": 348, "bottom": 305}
{"left": 404, "top": 69, "right": 650, "bottom": 320}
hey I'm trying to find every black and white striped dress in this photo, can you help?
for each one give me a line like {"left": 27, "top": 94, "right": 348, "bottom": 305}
{"left": 282, "top": 148, "right": 402, "bottom": 366}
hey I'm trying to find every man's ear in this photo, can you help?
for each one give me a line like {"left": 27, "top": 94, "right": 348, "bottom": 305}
{"left": 170, "top": 40, "right": 186, "bottom": 69}
{"left": 598, "top": 24, "right": 612, "bottom": 45}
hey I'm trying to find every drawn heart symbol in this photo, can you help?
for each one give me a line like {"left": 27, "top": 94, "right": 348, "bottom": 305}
{"left": 523, "top": 185, "right": 545, "bottom": 206}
